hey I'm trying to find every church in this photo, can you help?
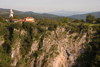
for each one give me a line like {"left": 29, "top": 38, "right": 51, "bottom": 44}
{"left": 9, "top": 8, "right": 13, "bottom": 18}
{"left": 9, "top": 8, "right": 35, "bottom": 23}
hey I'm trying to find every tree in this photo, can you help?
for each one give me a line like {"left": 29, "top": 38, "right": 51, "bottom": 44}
{"left": 48, "top": 25, "right": 55, "bottom": 31}
{"left": 38, "top": 18, "right": 44, "bottom": 25}
{"left": 86, "top": 14, "right": 95, "bottom": 23}
{"left": 9, "top": 16, "right": 13, "bottom": 22}
{"left": 14, "top": 22, "right": 22, "bottom": 29}
{"left": 0, "top": 16, "right": 3, "bottom": 22}
{"left": 44, "top": 18, "right": 51, "bottom": 26}
{"left": 62, "top": 17, "right": 69, "bottom": 23}
{"left": 13, "top": 16, "right": 20, "bottom": 20}
{"left": 74, "top": 19, "right": 80, "bottom": 23}
{"left": 96, "top": 18, "right": 100, "bottom": 24}
{"left": 80, "top": 19, "right": 84, "bottom": 22}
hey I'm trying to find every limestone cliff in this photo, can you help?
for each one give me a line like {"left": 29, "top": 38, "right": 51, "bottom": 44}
{"left": 11, "top": 39, "right": 21, "bottom": 66}
{"left": 30, "top": 27, "right": 87, "bottom": 67}
{"left": 10, "top": 26, "right": 93, "bottom": 67}
{"left": 11, "top": 29, "right": 27, "bottom": 66}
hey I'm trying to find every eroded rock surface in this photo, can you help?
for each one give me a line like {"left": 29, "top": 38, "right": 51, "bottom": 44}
{"left": 11, "top": 27, "right": 88, "bottom": 67}
{"left": 30, "top": 27, "right": 87, "bottom": 67}
{"left": 11, "top": 39, "right": 21, "bottom": 66}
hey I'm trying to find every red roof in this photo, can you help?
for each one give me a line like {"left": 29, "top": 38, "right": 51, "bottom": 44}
{"left": 18, "top": 19, "right": 24, "bottom": 22}
{"left": 25, "top": 17, "right": 34, "bottom": 19}
{"left": 12, "top": 19, "right": 18, "bottom": 21}
{"left": 3, "top": 19, "right": 8, "bottom": 21}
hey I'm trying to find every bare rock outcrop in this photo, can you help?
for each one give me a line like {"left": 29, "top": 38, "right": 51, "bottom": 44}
{"left": 11, "top": 39, "right": 21, "bottom": 66}
{"left": 29, "top": 41, "right": 39, "bottom": 55}
{"left": 30, "top": 27, "right": 87, "bottom": 67}
{"left": 11, "top": 27, "right": 88, "bottom": 67}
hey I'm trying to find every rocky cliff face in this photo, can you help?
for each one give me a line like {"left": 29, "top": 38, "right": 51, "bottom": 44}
{"left": 5, "top": 26, "right": 90, "bottom": 67}
{"left": 11, "top": 29, "right": 27, "bottom": 66}
{"left": 11, "top": 39, "right": 21, "bottom": 66}
{"left": 30, "top": 27, "right": 87, "bottom": 67}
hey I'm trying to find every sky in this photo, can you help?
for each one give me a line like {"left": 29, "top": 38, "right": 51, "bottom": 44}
{"left": 0, "top": 0, "right": 100, "bottom": 13}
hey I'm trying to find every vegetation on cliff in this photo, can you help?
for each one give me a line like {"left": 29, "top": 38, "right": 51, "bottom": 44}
{"left": 73, "top": 25, "right": 100, "bottom": 67}
{"left": 0, "top": 16, "right": 100, "bottom": 67}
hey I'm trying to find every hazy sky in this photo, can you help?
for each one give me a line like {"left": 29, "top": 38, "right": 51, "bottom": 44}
{"left": 0, "top": 0, "right": 100, "bottom": 12}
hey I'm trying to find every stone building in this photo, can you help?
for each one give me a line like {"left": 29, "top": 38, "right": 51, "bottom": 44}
{"left": 24, "top": 17, "right": 35, "bottom": 22}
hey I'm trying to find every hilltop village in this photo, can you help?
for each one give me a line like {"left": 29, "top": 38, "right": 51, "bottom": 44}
{"left": 5, "top": 8, "right": 35, "bottom": 23}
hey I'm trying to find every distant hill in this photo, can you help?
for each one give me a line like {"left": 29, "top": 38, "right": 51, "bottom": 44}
{"left": 69, "top": 11, "right": 100, "bottom": 20}
{"left": 0, "top": 8, "right": 24, "bottom": 14}
{"left": 48, "top": 10, "right": 100, "bottom": 20}
{"left": 1, "top": 8, "right": 100, "bottom": 21}
{"left": 0, "top": 8, "right": 75, "bottom": 20}
{"left": 48, "top": 10, "right": 88, "bottom": 16}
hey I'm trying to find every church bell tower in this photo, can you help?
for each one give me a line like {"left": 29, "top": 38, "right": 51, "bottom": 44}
{"left": 9, "top": 8, "right": 13, "bottom": 18}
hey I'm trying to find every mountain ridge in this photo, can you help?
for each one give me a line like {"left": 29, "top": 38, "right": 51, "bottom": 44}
{"left": 1, "top": 8, "right": 100, "bottom": 20}
{"left": 48, "top": 10, "right": 89, "bottom": 16}
{"left": 69, "top": 11, "right": 100, "bottom": 20}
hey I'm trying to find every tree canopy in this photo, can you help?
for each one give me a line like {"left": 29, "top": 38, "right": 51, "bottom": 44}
{"left": 86, "top": 14, "right": 95, "bottom": 23}
{"left": 0, "top": 16, "right": 3, "bottom": 22}
{"left": 13, "top": 16, "right": 20, "bottom": 20}
{"left": 62, "top": 17, "right": 69, "bottom": 23}
{"left": 95, "top": 18, "right": 100, "bottom": 24}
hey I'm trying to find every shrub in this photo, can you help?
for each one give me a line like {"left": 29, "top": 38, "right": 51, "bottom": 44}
{"left": 37, "top": 26, "right": 45, "bottom": 33}
{"left": 65, "top": 26, "right": 70, "bottom": 31}
{"left": 48, "top": 25, "right": 55, "bottom": 31}
{"left": 74, "top": 35, "right": 79, "bottom": 40}
{"left": 12, "top": 31, "right": 19, "bottom": 43}
{"left": 35, "top": 33, "right": 41, "bottom": 40}
{"left": 49, "top": 44, "right": 58, "bottom": 52}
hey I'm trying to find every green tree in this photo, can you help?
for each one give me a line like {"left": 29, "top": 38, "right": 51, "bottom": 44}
{"left": 80, "top": 19, "right": 84, "bottom": 22}
{"left": 14, "top": 22, "right": 22, "bottom": 29}
{"left": 74, "top": 19, "right": 80, "bottom": 23}
{"left": 86, "top": 14, "right": 95, "bottom": 23}
{"left": 44, "top": 18, "right": 51, "bottom": 26}
{"left": 13, "top": 16, "right": 20, "bottom": 20}
{"left": 62, "top": 17, "right": 69, "bottom": 23}
{"left": 0, "top": 16, "right": 3, "bottom": 22}
{"left": 9, "top": 16, "right": 13, "bottom": 22}
{"left": 38, "top": 18, "right": 44, "bottom": 25}
{"left": 96, "top": 18, "right": 100, "bottom": 24}
{"left": 48, "top": 25, "right": 55, "bottom": 31}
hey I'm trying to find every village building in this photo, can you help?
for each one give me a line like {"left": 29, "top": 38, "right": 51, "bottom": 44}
{"left": 24, "top": 17, "right": 35, "bottom": 22}
{"left": 12, "top": 19, "right": 18, "bottom": 23}
{"left": 12, "top": 17, "right": 35, "bottom": 23}
{"left": 4, "top": 8, "right": 35, "bottom": 23}
{"left": 18, "top": 19, "right": 24, "bottom": 22}
{"left": 3, "top": 19, "right": 8, "bottom": 22}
